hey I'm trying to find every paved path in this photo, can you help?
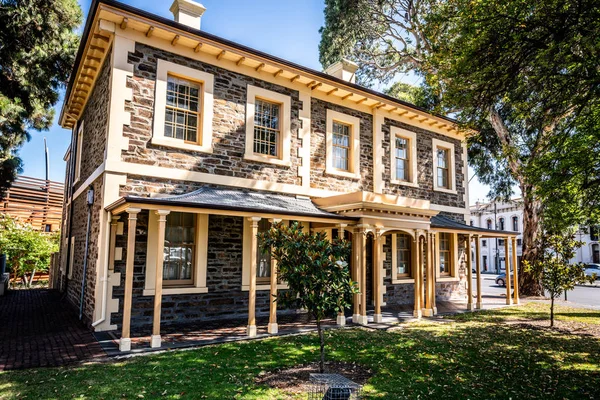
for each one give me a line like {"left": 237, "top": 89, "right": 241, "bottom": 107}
{"left": 0, "top": 289, "right": 105, "bottom": 371}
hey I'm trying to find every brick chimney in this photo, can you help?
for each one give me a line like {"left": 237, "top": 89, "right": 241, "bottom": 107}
{"left": 323, "top": 58, "right": 359, "bottom": 83}
{"left": 170, "top": 0, "right": 206, "bottom": 30}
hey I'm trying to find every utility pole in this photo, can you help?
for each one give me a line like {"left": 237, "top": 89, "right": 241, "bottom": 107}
{"left": 494, "top": 200, "right": 499, "bottom": 274}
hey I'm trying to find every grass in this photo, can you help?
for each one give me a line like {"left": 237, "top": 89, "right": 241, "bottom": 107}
{"left": 1, "top": 304, "right": 599, "bottom": 399}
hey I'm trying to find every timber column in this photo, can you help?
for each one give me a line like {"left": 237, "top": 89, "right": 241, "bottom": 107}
{"left": 475, "top": 235, "right": 483, "bottom": 309}
{"left": 512, "top": 237, "right": 520, "bottom": 304}
{"left": 151, "top": 210, "right": 170, "bottom": 348}
{"left": 373, "top": 229, "right": 383, "bottom": 323}
{"left": 423, "top": 232, "right": 435, "bottom": 317}
{"left": 352, "top": 227, "right": 360, "bottom": 323}
{"left": 412, "top": 231, "right": 422, "bottom": 318}
{"left": 268, "top": 218, "right": 281, "bottom": 334}
{"left": 359, "top": 227, "right": 368, "bottom": 325}
{"left": 247, "top": 217, "right": 261, "bottom": 337}
{"left": 466, "top": 234, "right": 474, "bottom": 311}
{"left": 119, "top": 207, "right": 141, "bottom": 352}
{"left": 336, "top": 224, "right": 348, "bottom": 326}
{"left": 505, "top": 237, "right": 512, "bottom": 305}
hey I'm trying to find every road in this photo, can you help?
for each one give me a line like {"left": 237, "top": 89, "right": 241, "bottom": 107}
{"left": 473, "top": 276, "right": 600, "bottom": 309}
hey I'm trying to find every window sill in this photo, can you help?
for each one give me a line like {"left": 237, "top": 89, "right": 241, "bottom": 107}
{"left": 244, "top": 153, "right": 291, "bottom": 167}
{"left": 436, "top": 276, "right": 459, "bottom": 282}
{"left": 151, "top": 136, "right": 213, "bottom": 153}
{"left": 433, "top": 187, "right": 458, "bottom": 195}
{"left": 325, "top": 167, "right": 361, "bottom": 180}
{"left": 242, "top": 283, "right": 289, "bottom": 291}
{"left": 390, "top": 179, "right": 419, "bottom": 188}
{"left": 143, "top": 287, "right": 208, "bottom": 296}
{"left": 391, "top": 278, "right": 415, "bottom": 284}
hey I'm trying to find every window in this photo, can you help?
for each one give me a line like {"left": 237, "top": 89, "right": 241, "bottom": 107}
{"left": 256, "top": 219, "right": 271, "bottom": 283}
{"left": 482, "top": 240, "right": 487, "bottom": 247}
{"left": 432, "top": 138, "right": 456, "bottom": 193}
{"left": 164, "top": 75, "right": 201, "bottom": 143}
{"left": 74, "top": 122, "right": 84, "bottom": 183}
{"left": 332, "top": 121, "right": 351, "bottom": 171}
{"left": 152, "top": 59, "right": 214, "bottom": 153}
{"left": 517, "top": 238, "right": 522, "bottom": 246}
{"left": 390, "top": 127, "right": 418, "bottom": 187}
{"left": 44, "top": 224, "right": 52, "bottom": 232}
{"left": 499, "top": 239, "right": 505, "bottom": 246}
{"left": 326, "top": 110, "right": 360, "bottom": 179}
{"left": 396, "top": 234, "right": 412, "bottom": 279}
{"left": 593, "top": 244, "right": 600, "bottom": 263}
{"left": 486, "top": 219, "right": 492, "bottom": 230}
{"left": 144, "top": 212, "right": 209, "bottom": 295}
{"left": 470, "top": 220, "right": 474, "bottom": 226}
{"left": 163, "top": 212, "right": 195, "bottom": 285}
{"left": 512, "top": 216, "right": 519, "bottom": 232}
{"left": 483, "top": 255, "right": 488, "bottom": 271}
{"left": 439, "top": 233, "right": 451, "bottom": 275}
{"left": 245, "top": 85, "right": 291, "bottom": 166}
{"left": 68, "top": 236, "right": 75, "bottom": 279}
{"left": 499, "top": 217, "right": 505, "bottom": 231}
{"left": 591, "top": 226, "right": 599, "bottom": 241}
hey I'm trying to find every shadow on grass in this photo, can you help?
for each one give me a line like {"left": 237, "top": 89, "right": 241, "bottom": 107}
{"left": 1, "top": 321, "right": 599, "bottom": 399}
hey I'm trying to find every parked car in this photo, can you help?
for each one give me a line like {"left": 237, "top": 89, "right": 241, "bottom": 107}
{"left": 584, "top": 264, "right": 600, "bottom": 280}
{"left": 495, "top": 272, "right": 515, "bottom": 287}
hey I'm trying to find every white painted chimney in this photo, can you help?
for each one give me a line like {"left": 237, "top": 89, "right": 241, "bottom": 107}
{"left": 170, "top": 0, "right": 206, "bottom": 30}
{"left": 323, "top": 58, "right": 359, "bottom": 83}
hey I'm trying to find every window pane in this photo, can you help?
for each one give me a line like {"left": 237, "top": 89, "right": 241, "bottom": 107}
{"left": 396, "top": 234, "right": 411, "bottom": 278}
{"left": 163, "top": 212, "right": 195, "bottom": 282}
{"left": 164, "top": 75, "right": 202, "bottom": 143}
{"left": 395, "top": 137, "right": 409, "bottom": 181}
{"left": 256, "top": 219, "right": 271, "bottom": 280}
{"left": 254, "top": 99, "right": 281, "bottom": 157}
{"left": 332, "top": 121, "right": 351, "bottom": 171}
{"left": 439, "top": 233, "right": 451, "bottom": 274}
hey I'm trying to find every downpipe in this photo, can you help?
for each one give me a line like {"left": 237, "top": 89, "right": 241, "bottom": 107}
{"left": 92, "top": 214, "right": 111, "bottom": 328}
{"left": 79, "top": 186, "right": 95, "bottom": 321}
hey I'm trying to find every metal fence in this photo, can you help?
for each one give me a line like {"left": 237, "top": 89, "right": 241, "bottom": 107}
{"left": 307, "top": 373, "right": 363, "bottom": 400}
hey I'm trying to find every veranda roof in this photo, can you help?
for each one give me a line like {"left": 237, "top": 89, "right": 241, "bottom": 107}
{"left": 431, "top": 215, "right": 518, "bottom": 237}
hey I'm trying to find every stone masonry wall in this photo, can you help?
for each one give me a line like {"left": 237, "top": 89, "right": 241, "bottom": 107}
{"left": 123, "top": 43, "right": 302, "bottom": 186}
{"left": 381, "top": 118, "right": 466, "bottom": 209}
{"left": 65, "top": 175, "right": 104, "bottom": 324}
{"left": 110, "top": 213, "right": 275, "bottom": 331}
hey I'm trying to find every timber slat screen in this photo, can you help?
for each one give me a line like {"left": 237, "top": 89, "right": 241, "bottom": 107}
{"left": 1, "top": 176, "right": 64, "bottom": 232}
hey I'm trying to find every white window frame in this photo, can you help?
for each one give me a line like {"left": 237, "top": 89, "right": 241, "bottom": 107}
{"left": 242, "top": 218, "right": 289, "bottom": 291}
{"left": 326, "top": 109, "right": 361, "bottom": 179}
{"left": 73, "top": 122, "right": 84, "bottom": 184}
{"left": 144, "top": 212, "right": 209, "bottom": 295}
{"left": 436, "top": 232, "right": 460, "bottom": 281}
{"left": 152, "top": 59, "right": 214, "bottom": 153}
{"left": 244, "top": 85, "right": 292, "bottom": 166}
{"left": 390, "top": 127, "right": 418, "bottom": 187}
{"left": 432, "top": 138, "right": 457, "bottom": 194}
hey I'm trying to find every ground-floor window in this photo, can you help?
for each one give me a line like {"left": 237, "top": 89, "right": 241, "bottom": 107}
{"left": 396, "top": 233, "right": 412, "bottom": 279}
{"left": 439, "top": 233, "right": 451, "bottom": 276}
{"left": 163, "top": 212, "right": 195, "bottom": 285}
{"left": 483, "top": 255, "right": 488, "bottom": 271}
{"left": 593, "top": 243, "right": 600, "bottom": 263}
{"left": 256, "top": 219, "right": 272, "bottom": 284}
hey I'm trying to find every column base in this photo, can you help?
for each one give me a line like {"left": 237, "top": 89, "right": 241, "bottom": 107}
{"left": 358, "top": 315, "right": 369, "bottom": 325}
{"left": 267, "top": 322, "right": 278, "bottom": 334}
{"left": 336, "top": 315, "right": 346, "bottom": 326}
{"left": 513, "top": 298, "right": 520, "bottom": 305}
{"left": 150, "top": 334, "right": 161, "bottom": 348}
{"left": 119, "top": 337, "right": 131, "bottom": 352}
{"left": 413, "top": 309, "right": 422, "bottom": 318}
{"left": 373, "top": 314, "right": 383, "bottom": 323}
{"left": 467, "top": 303, "right": 475, "bottom": 311}
{"left": 422, "top": 308, "right": 434, "bottom": 317}
{"left": 506, "top": 298, "right": 513, "bottom": 305}
{"left": 247, "top": 325, "right": 257, "bottom": 337}
{"left": 476, "top": 302, "right": 483, "bottom": 309}
{"left": 352, "top": 314, "right": 360, "bottom": 323}
{"left": 433, "top": 307, "right": 438, "bottom": 315}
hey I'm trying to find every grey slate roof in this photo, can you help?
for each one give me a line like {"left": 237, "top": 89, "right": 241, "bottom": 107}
{"left": 112, "top": 186, "right": 349, "bottom": 219}
{"left": 431, "top": 215, "right": 516, "bottom": 236}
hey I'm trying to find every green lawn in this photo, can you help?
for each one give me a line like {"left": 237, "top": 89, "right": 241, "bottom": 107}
{"left": 1, "top": 304, "right": 599, "bottom": 399}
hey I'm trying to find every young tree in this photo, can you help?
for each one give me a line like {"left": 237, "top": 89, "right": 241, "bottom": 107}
{"left": 319, "top": 0, "right": 600, "bottom": 295}
{"left": 523, "top": 231, "right": 595, "bottom": 327}
{"left": 0, "top": 0, "right": 82, "bottom": 195}
{"left": 0, "top": 216, "right": 59, "bottom": 286}
{"left": 259, "top": 222, "right": 358, "bottom": 373}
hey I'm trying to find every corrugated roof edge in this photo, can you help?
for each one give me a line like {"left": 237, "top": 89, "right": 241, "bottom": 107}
{"left": 60, "top": 0, "right": 460, "bottom": 127}
{"left": 431, "top": 215, "right": 518, "bottom": 236}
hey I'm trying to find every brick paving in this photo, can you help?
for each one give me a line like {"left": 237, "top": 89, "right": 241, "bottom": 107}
{"left": 0, "top": 289, "right": 105, "bottom": 371}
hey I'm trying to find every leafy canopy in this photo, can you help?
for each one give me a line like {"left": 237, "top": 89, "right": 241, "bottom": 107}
{"left": 0, "top": 0, "right": 82, "bottom": 194}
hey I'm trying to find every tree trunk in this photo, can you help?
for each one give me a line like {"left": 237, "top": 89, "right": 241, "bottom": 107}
{"left": 550, "top": 296, "right": 555, "bottom": 327}
{"left": 317, "top": 319, "right": 325, "bottom": 373}
{"left": 519, "top": 184, "right": 544, "bottom": 296}
{"left": 28, "top": 269, "right": 36, "bottom": 286}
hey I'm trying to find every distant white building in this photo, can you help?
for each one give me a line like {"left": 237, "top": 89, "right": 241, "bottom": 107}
{"left": 469, "top": 198, "right": 600, "bottom": 273}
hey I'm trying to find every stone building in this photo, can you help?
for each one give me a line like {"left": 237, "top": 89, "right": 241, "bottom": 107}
{"left": 57, "top": 0, "right": 518, "bottom": 351}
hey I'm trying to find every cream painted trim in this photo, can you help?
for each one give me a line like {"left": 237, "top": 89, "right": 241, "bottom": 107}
{"left": 72, "top": 162, "right": 106, "bottom": 201}
{"left": 429, "top": 203, "right": 469, "bottom": 216}
{"left": 152, "top": 59, "right": 215, "bottom": 153}
{"left": 432, "top": 138, "right": 457, "bottom": 194}
{"left": 436, "top": 276, "right": 460, "bottom": 282}
{"left": 145, "top": 212, "right": 208, "bottom": 294}
{"left": 242, "top": 284, "right": 288, "bottom": 292}
{"left": 297, "top": 90, "right": 311, "bottom": 188}
{"left": 390, "top": 126, "right": 419, "bottom": 188}
{"left": 74, "top": 121, "right": 84, "bottom": 184}
{"left": 244, "top": 85, "right": 292, "bottom": 166}
{"left": 326, "top": 109, "right": 361, "bottom": 179}
{"left": 391, "top": 278, "right": 416, "bottom": 284}
{"left": 68, "top": 236, "right": 75, "bottom": 280}
{"left": 373, "top": 110, "right": 384, "bottom": 194}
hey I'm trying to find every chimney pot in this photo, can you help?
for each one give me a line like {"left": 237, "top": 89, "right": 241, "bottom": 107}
{"left": 323, "top": 58, "right": 359, "bottom": 83}
{"left": 170, "top": 0, "right": 206, "bottom": 30}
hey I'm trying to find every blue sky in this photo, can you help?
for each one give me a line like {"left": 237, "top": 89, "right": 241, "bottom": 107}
{"left": 19, "top": 0, "right": 491, "bottom": 203}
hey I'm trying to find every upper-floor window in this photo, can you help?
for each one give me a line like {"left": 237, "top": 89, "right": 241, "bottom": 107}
{"left": 165, "top": 75, "right": 201, "bottom": 143}
{"left": 326, "top": 110, "right": 360, "bottom": 179}
{"left": 591, "top": 226, "right": 599, "bottom": 241}
{"left": 470, "top": 220, "right": 474, "bottom": 226}
{"left": 152, "top": 59, "right": 214, "bottom": 153}
{"left": 390, "top": 127, "right": 418, "bottom": 187}
{"left": 244, "top": 85, "right": 291, "bottom": 166}
{"left": 512, "top": 216, "right": 519, "bottom": 232}
{"left": 517, "top": 238, "right": 522, "bottom": 246}
{"left": 253, "top": 99, "right": 281, "bottom": 157}
{"left": 73, "top": 121, "right": 84, "bottom": 183}
{"left": 486, "top": 219, "right": 493, "bottom": 230}
{"left": 332, "top": 121, "right": 351, "bottom": 171}
{"left": 482, "top": 239, "right": 487, "bottom": 247}
{"left": 499, "top": 217, "right": 505, "bottom": 231}
{"left": 499, "top": 238, "right": 505, "bottom": 246}
{"left": 432, "top": 138, "right": 456, "bottom": 193}
{"left": 163, "top": 212, "right": 196, "bottom": 286}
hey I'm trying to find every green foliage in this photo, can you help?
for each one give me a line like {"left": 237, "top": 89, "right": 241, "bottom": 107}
{"left": 0, "top": 0, "right": 82, "bottom": 194}
{"left": 523, "top": 230, "right": 595, "bottom": 326}
{"left": 383, "top": 82, "right": 437, "bottom": 111}
{"left": 0, "top": 216, "right": 59, "bottom": 285}
{"left": 259, "top": 221, "right": 358, "bottom": 372}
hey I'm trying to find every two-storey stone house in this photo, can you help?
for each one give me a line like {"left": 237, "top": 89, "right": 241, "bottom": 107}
{"left": 57, "top": 0, "right": 519, "bottom": 351}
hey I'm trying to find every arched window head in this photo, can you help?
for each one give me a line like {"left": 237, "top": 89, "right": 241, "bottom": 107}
{"left": 512, "top": 216, "right": 519, "bottom": 232}
{"left": 499, "top": 217, "right": 505, "bottom": 231}
{"left": 486, "top": 219, "right": 492, "bottom": 230}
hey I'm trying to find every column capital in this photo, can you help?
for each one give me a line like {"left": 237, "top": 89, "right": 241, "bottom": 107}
{"left": 126, "top": 207, "right": 142, "bottom": 220}
{"left": 269, "top": 218, "right": 282, "bottom": 223}
{"left": 248, "top": 216, "right": 261, "bottom": 227}
{"left": 110, "top": 214, "right": 121, "bottom": 224}
{"left": 337, "top": 223, "right": 348, "bottom": 229}
{"left": 156, "top": 209, "right": 171, "bottom": 222}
